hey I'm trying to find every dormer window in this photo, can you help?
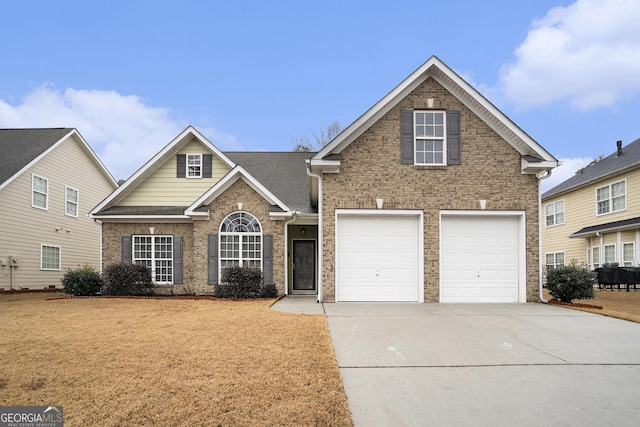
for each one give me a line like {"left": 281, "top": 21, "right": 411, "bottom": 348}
{"left": 187, "top": 154, "right": 202, "bottom": 178}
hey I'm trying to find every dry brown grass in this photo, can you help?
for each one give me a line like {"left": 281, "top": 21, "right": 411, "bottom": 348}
{"left": 544, "top": 288, "right": 640, "bottom": 323}
{"left": 0, "top": 293, "right": 352, "bottom": 426}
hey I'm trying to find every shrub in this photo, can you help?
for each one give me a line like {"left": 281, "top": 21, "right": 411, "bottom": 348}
{"left": 102, "top": 263, "right": 155, "bottom": 296}
{"left": 215, "top": 266, "right": 276, "bottom": 298}
{"left": 546, "top": 262, "right": 596, "bottom": 303}
{"left": 61, "top": 264, "right": 103, "bottom": 296}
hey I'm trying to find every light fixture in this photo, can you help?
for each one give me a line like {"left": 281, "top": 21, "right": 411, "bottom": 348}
{"left": 301, "top": 227, "right": 306, "bottom": 236}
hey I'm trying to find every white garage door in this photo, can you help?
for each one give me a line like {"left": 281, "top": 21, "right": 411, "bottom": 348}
{"left": 336, "top": 213, "right": 422, "bottom": 302}
{"left": 440, "top": 215, "right": 522, "bottom": 303}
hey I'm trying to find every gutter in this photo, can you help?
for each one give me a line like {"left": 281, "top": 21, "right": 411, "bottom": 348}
{"left": 306, "top": 167, "right": 323, "bottom": 303}
{"left": 537, "top": 169, "right": 553, "bottom": 303}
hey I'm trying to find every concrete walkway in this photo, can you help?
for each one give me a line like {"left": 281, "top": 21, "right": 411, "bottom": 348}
{"left": 272, "top": 298, "right": 640, "bottom": 426}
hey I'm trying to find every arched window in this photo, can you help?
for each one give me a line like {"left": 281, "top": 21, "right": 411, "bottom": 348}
{"left": 219, "top": 212, "right": 262, "bottom": 271}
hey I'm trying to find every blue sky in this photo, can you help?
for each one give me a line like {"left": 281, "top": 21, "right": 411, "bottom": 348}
{"left": 2, "top": 0, "right": 640, "bottom": 191}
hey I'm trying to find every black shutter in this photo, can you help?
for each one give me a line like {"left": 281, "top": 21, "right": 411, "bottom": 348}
{"left": 263, "top": 234, "right": 273, "bottom": 286}
{"left": 207, "top": 234, "right": 218, "bottom": 285}
{"left": 400, "top": 110, "right": 414, "bottom": 165}
{"left": 176, "top": 154, "right": 186, "bottom": 178}
{"left": 122, "top": 235, "right": 132, "bottom": 264}
{"left": 447, "top": 110, "right": 461, "bottom": 165}
{"left": 203, "top": 154, "right": 213, "bottom": 178}
{"left": 173, "top": 235, "right": 183, "bottom": 284}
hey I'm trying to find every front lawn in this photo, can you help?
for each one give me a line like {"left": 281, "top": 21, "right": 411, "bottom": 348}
{"left": 545, "top": 288, "right": 640, "bottom": 323}
{"left": 0, "top": 293, "right": 352, "bottom": 426}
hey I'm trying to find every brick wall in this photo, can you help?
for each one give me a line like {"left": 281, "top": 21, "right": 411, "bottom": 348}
{"left": 102, "top": 179, "right": 286, "bottom": 295}
{"left": 321, "top": 77, "right": 540, "bottom": 302}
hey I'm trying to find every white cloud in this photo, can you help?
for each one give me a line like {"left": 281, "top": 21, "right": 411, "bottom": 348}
{"left": 499, "top": 0, "right": 640, "bottom": 110}
{"left": 0, "top": 84, "right": 239, "bottom": 180}
{"left": 541, "top": 156, "right": 594, "bottom": 192}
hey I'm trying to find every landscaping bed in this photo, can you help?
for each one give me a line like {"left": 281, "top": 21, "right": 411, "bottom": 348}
{"left": 0, "top": 293, "right": 352, "bottom": 426}
{"left": 544, "top": 288, "right": 640, "bottom": 323}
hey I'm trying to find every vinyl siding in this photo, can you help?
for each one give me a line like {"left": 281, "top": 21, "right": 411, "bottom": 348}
{"left": 542, "top": 167, "right": 640, "bottom": 267}
{"left": 0, "top": 134, "right": 116, "bottom": 290}
{"left": 119, "top": 139, "right": 230, "bottom": 206}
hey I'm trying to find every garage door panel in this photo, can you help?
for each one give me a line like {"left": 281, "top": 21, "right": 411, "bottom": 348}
{"left": 336, "top": 213, "right": 421, "bottom": 302}
{"left": 441, "top": 215, "right": 521, "bottom": 303}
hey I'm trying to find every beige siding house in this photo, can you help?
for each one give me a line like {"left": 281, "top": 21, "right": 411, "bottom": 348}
{"left": 91, "top": 56, "right": 559, "bottom": 302}
{"left": 542, "top": 138, "right": 640, "bottom": 271}
{"left": 0, "top": 128, "right": 117, "bottom": 290}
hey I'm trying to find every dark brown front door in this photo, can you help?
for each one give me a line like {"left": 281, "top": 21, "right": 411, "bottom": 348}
{"left": 293, "top": 240, "right": 316, "bottom": 292}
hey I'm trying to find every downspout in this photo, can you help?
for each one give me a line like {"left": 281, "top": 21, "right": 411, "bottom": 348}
{"left": 283, "top": 213, "right": 297, "bottom": 296}
{"left": 537, "top": 169, "right": 552, "bottom": 303}
{"left": 306, "top": 167, "right": 323, "bottom": 303}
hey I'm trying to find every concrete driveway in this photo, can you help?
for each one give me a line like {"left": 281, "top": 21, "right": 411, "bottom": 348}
{"left": 322, "top": 303, "right": 640, "bottom": 427}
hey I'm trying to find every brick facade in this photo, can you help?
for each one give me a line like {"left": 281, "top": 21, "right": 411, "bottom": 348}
{"left": 102, "top": 178, "right": 286, "bottom": 295}
{"left": 321, "top": 77, "right": 540, "bottom": 302}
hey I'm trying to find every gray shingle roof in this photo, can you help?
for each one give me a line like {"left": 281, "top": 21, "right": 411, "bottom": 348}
{"left": 225, "top": 151, "right": 316, "bottom": 213}
{"left": 0, "top": 128, "right": 74, "bottom": 184}
{"left": 570, "top": 216, "right": 640, "bottom": 238}
{"left": 542, "top": 138, "right": 640, "bottom": 199}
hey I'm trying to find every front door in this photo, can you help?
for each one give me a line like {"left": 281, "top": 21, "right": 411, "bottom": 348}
{"left": 293, "top": 240, "right": 316, "bottom": 293}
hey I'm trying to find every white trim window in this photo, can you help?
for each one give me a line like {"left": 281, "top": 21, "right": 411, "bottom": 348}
{"left": 32, "top": 174, "right": 48, "bottom": 210}
{"left": 219, "top": 212, "right": 262, "bottom": 273}
{"left": 604, "top": 244, "right": 616, "bottom": 264}
{"left": 414, "top": 111, "right": 446, "bottom": 165}
{"left": 133, "top": 235, "right": 173, "bottom": 284}
{"left": 65, "top": 186, "right": 79, "bottom": 217}
{"left": 596, "top": 180, "right": 626, "bottom": 215}
{"left": 187, "top": 154, "right": 202, "bottom": 178}
{"left": 545, "top": 200, "right": 565, "bottom": 227}
{"left": 545, "top": 252, "right": 564, "bottom": 271}
{"left": 623, "top": 242, "right": 635, "bottom": 267}
{"left": 41, "top": 244, "right": 61, "bottom": 270}
{"left": 590, "top": 246, "right": 600, "bottom": 269}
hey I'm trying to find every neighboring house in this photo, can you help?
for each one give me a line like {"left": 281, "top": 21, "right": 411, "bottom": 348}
{"left": 542, "top": 138, "right": 640, "bottom": 271}
{"left": 0, "top": 128, "right": 117, "bottom": 291}
{"left": 90, "top": 56, "right": 558, "bottom": 303}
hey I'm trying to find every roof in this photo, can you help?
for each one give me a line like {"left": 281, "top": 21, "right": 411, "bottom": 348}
{"left": 570, "top": 216, "right": 640, "bottom": 238}
{"left": 0, "top": 128, "right": 75, "bottom": 184}
{"left": 542, "top": 138, "right": 640, "bottom": 199}
{"left": 0, "top": 128, "right": 117, "bottom": 191}
{"left": 312, "top": 55, "right": 558, "bottom": 175}
{"left": 225, "top": 151, "right": 315, "bottom": 213}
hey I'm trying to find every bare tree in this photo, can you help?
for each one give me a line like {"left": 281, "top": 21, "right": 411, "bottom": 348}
{"left": 291, "top": 121, "right": 341, "bottom": 152}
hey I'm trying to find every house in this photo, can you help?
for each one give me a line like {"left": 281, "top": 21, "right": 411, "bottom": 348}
{"left": 542, "top": 138, "right": 640, "bottom": 271}
{"left": 0, "top": 128, "right": 117, "bottom": 291}
{"left": 90, "top": 56, "right": 559, "bottom": 302}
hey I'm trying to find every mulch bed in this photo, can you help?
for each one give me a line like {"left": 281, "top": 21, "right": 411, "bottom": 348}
{"left": 547, "top": 299, "right": 603, "bottom": 309}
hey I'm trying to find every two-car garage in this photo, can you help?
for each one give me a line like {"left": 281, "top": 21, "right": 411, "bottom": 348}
{"left": 334, "top": 210, "right": 526, "bottom": 303}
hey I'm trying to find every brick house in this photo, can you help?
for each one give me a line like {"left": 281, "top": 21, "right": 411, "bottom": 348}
{"left": 90, "top": 56, "right": 558, "bottom": 302}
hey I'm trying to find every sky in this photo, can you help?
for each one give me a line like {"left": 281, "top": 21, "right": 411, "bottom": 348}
{"left": 2, "top": 0, "right": 640, "bottom": 192}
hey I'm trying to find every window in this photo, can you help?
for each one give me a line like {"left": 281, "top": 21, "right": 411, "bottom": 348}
{"left": 220, "top": 212, "right": 262, "bottom": 274}
{"left": 590, "top": 246, "right": 600, "bottom": 269}
{"left": 604, "top": 244, "right": 616, "bottom": 264}
{"left": 545, "top": 200, "right": 565, "bottom": 227}
{"left": 65, "top": 187, "right": 79, "bottom": 217}
{"left": 187, "top": 154, "right": 202, "bottom": 178}
{"left": 545, "top": 252, "right": 564, "bottom": 271}
{"left": 414, "top": 111, "right": 446, "bottom": 165}
{"left": 41, "top": 245, "right": 61, "bottom": 270}
{"left": 133, "top": 236, "right": 173, "bottom": 284}
{"left": 32, "top": 174, "right": 48, "bottom": 209}
{"left": 597, "top": 180, "right": 626, "bottom": 215}
{"left": 623, "top": 243, "right": 635, "bottom": 267}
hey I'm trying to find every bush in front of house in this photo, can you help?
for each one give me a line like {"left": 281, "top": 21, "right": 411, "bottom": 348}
{"left": 215, "top": 266, "right": 276, "bottom": 298}
{"left": 61, "top": 264, "right": 104, "bottom": 296}
{"left": 102, "top": 263, "right": 155, "bottom": 296}
{"left": 546, "top": 261, "right": 596, "bottom": 303}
